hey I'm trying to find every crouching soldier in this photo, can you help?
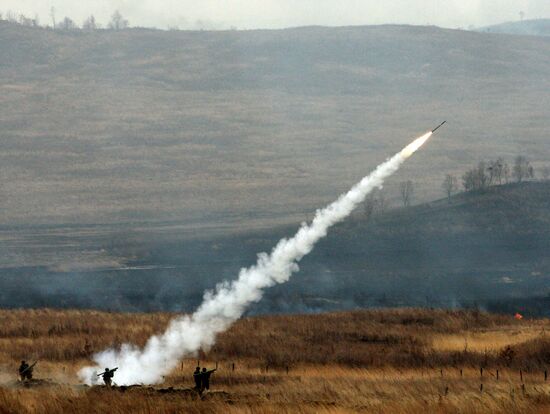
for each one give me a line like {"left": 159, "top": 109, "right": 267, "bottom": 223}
{"left": 18, "top": 360, "right": 36, "bottom": 381}
{"left": 18, "top": 361, "right": 29, "bottom": 381}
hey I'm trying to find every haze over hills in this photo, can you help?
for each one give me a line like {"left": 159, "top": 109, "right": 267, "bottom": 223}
{"left": 478, "top": 19, "right": 550, "bottom": 37}
{"left": 1, "top": 182, "right": 549, "bottom": 315}
{"left": 1, "top": 21, "right": 549, "bottom": 315}
{"left": 0, "top": 21, "right": 549, "bottom": 229}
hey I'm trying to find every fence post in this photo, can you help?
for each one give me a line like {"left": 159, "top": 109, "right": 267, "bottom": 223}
{"left": 545, "top": 369, "right": 547, "bottom": 382}
{"left": 480, "top": 383, "right": 483, "bottom": 393}
{"left": 232, "top": 363, "right": 235, "bottom": 372}
{"left": 480, "top": 367, "right": 483, "bottom": 378}
{"left": 520, "top": 370, "right": 523, "bottom": 383}
{"left": 496, "top": 369, "right": 499, "bottom": 380}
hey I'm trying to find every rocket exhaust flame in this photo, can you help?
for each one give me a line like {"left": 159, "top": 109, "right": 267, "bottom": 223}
{"left": 401, "top": 131, "right": 432, "bottom": 159}
{"left": 79, "top": 127, "right": 435, "bottom": 385}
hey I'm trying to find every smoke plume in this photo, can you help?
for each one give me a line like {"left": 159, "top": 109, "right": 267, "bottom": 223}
{"left": 79, "top": 131, "right": 432, "bottom": 385}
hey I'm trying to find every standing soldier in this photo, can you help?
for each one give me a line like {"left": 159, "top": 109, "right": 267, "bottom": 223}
{"left": 193, "top": 366, "right": 202, "bottom": 392}
{"left": 200, "top": 366, "right": 217, "bottom": 392}
{"left": 98, "top": 367, "right": 118, "bottom": 387}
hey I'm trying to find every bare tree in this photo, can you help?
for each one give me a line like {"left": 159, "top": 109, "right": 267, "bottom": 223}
{"left": 399, "top": 181, "right": 414, "bottom": 207}
{"left": 364, "top": 189, "right": 387, "bottom": 221}
{"left": 487, "top": 162, "right": 495, "bottom": 186}
{"left": 477, "top": 161, "right": 489, "bottom": 188}
{"left": 462, "top": 162, "right": 489, "bottom": 192}
{"left": 542, "top": 166, "right": 550, "bottom": 181}
{"left": 372, "top": 189, "right": 388, "bottom": 214}
{"left": 6, "top": 11, "right": 17, "bottom": 23}
{"left": 58, "top": 17, "right": 78, "bottom": 31}
{"left": 375, "top": 191, "right": 388, "bottom": 214}
{"left": 83, "top": 15, "right": 98, "bottom": 31}
{"left": 442, "top": 174, "right": 458, "bottom": 202}
{"left": 487, "top": 158, "right": 505, "bottom": 185}
{"left": 18, "top": 13, "right": 39, "bottom": 27}
{"left": 18, "top": 14, "right": 31, "bottom": 26}
{"left": 503, "top": 163, "right": 510, "bottom": 183}
{"left": 363, "top": 194, "right": 376, "bottom": 222}
{"left": 462, "top": 169, "right": 475, "bottom": 191}
{"left": 512, "top": 156, "right": 534, "bottom": 182}
{"left": 50, "top": 6, "right": 56, "bottom": 29}
{"left": 109, "top": 10, "right": 129, "bottom": 30}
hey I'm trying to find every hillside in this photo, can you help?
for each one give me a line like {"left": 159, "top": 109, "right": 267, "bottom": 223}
{"left": 1, "top": 182, "right": 549, "bottom": 315}
{"left": 479, "top": 19, "right": 550, "bottom": 37}
{"left": 0, "top": 21, "right": 549, "bottom": 228}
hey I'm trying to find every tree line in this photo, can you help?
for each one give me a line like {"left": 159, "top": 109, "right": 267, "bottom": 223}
{"left": 438, "top": 156, "right": 548, "bottom": 203}
{"left": 0, "top": 9, "right": 129, "bottom": 31}
{"left": 443, "top": 155, "right": 545, "bottom": 200}
{"left": 364, "top": 155, "right": 547, "bottom": 220}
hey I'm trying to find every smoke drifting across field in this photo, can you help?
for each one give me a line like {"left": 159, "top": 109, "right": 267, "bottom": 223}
{"left": 79, "top": 131, "right": 433, "bottom": 385}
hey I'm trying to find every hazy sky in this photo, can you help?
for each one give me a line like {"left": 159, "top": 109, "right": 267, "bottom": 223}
{"left": 2, "top": 0, "right": 550, "bottom": 30}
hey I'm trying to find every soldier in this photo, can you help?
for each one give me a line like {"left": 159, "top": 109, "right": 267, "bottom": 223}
{"left": 193, "top": 366, "right": 202, "bottom": 391}
{"left": 19, "top": 360, "right": 35, "bottom": 381}
{"left": 200, "top": 367, "right": 217, "bottom": 392}
{"left": 18, "top": 361, "right": 29, "bottom": 381}
{"left": 99, "top": 367, "right": 116, "bottom": 387}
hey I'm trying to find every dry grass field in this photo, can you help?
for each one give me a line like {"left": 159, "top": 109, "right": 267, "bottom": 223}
{"left": 1, "top": 308, "right": 550, "bottom": 413}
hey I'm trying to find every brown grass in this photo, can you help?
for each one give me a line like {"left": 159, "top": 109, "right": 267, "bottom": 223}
{"left": 1, "top": 308, "right": 550, "bottom": 413}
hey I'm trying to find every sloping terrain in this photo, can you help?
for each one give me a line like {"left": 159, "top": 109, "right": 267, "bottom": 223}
{"left": 0, "top": 22, "right": 549, "bottom": 227}
{"left": 479, "top": 19, "right": 550, "bottom": 37}
{"left": 1, "top": 182, "right": 549, "bottom": 314}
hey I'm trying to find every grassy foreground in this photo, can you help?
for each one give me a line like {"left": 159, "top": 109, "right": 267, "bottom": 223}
{"left": 1, "top": 308, "right": 550, "bottom": 413}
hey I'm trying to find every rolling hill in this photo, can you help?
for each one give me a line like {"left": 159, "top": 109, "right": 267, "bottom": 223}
{"left": 478, "top": 19, "right": 550, "bottom": 37}
{"left": 1, "top": 182, "right": 549, "bottom": 315}
{"left": 0, "top": 21, "right": 549, "bottom": 229}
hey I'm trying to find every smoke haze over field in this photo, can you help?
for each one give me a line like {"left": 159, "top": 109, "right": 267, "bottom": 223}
{"left": 79, "top": 131, "right": 432, "bottom": 385}
{"left": 1, "top": 8, "right": 550, "bottom": 386}
{"left": 3, "top": 0, "right": 550, "bottom": 29}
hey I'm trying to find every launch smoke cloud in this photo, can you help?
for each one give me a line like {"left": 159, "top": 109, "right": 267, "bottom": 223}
{"left": 79, "top": 130, "right": 433, "bottom": 385}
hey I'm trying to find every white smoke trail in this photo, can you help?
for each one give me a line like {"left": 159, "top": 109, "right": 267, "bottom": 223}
{"left": 79, "top": 131, "right": 432, "bottom": 385}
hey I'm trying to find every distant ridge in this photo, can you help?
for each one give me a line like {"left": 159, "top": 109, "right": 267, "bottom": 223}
{"left": 477, "top": 19, "right": 550, "bottom": 37}
{"left": 1, "top": 21, "right": 549, "bottom": 227}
